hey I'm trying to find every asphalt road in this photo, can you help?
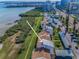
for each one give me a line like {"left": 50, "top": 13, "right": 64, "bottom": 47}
{"left": 53, "top": 6, "right": 79, "bottom": 59}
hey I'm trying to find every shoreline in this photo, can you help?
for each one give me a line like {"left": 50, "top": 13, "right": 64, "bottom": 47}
{"left": 0, "top": 23, "right": 16, "bottom": 37}
{"left": 0, "top": 7, "right": 35, "bottom": 37}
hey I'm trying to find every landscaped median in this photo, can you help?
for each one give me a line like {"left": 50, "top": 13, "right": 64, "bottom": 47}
{"left": 52, "top": 27, "right": 63, "bottom": 49}
{"left": 17, "top": 17, "right": 43, "bottom": 59}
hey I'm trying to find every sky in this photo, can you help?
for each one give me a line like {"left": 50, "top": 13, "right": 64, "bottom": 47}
{"left": 0, "top": 0, "right": 61, "bottom": 2}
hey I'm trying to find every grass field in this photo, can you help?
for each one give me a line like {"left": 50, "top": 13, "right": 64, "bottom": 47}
{"left": 17, "top": 17, "right": 43, "bottom": 59}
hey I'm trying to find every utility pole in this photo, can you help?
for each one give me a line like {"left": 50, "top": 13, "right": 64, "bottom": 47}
{"left": 66, "top": 2, "right": 70, "bottom": 32}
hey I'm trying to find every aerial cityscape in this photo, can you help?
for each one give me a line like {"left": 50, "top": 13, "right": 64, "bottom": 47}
{"left": 0, "top": 0, "right": 79, "bottom": 59}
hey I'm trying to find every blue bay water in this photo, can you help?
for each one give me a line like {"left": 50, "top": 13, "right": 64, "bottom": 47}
{"left": 0, "top": 7, "right": 34, "bottom": 24}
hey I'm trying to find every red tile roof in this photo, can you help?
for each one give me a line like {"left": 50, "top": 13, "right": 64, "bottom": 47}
{"left": 32, "top": 50, "right": 51, "bottom": 59}
{"left": 38, "top": 31, "right": 51, "bottom": 41}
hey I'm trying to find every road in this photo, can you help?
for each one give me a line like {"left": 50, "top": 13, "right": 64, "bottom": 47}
{"left": 65, "top": 33, "right": 79, "bottom": 59}
{"left": 54, "top": 5, "right": 79, "bottom": 32}
{"left": 54, "top": 6, "right": 79, "bottom": 59}
{"left": 54, "top": 5, "right": 74, "bottom": 29}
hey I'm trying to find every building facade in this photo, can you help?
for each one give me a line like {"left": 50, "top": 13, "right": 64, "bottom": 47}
{"left": 61, "top": 0, "right": 79, "bottom": 8}
{"left": 61, "top": 0, "right": 70, "bottom": 9}
{"left": 61, "top": 0, "right": 79, "bottom": 14}
{"left": 55, "top": 50, "right": 74, "bottom": 59}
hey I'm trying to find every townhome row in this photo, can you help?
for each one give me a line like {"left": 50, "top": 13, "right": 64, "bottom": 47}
{"left": 32, "top": 13, "right": 74, "bottom": 59}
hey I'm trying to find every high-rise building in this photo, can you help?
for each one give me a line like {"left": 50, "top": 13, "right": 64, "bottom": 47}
{"left": 61, "top": 0, "right": 79, "bottom": 10}
{"left": 61, "top": 0, "right": 79, "bottom": 4}
{"left": 71, "top": 0, "right": 79, "bottom": 2}
{"left": 61, "top": 0, "right": 69, "bottom": 9}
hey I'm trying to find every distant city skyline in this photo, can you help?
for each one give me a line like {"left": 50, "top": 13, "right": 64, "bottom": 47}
{"left": 0, "top": 0, "right": 61, "bottom": 2}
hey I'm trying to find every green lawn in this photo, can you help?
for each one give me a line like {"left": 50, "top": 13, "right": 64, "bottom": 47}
{"left": 17, "top": 17, "right": 43, "bottom": 59}
{"left": 0, "top": 38, "right": 13, "bottom": 59}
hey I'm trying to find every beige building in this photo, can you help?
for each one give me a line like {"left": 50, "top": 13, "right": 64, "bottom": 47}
{"left": 38, "top": 31, "right": 51, "bottom": 41}
{"left": 32, "top": 50, "right": 51, "bottom": 59}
